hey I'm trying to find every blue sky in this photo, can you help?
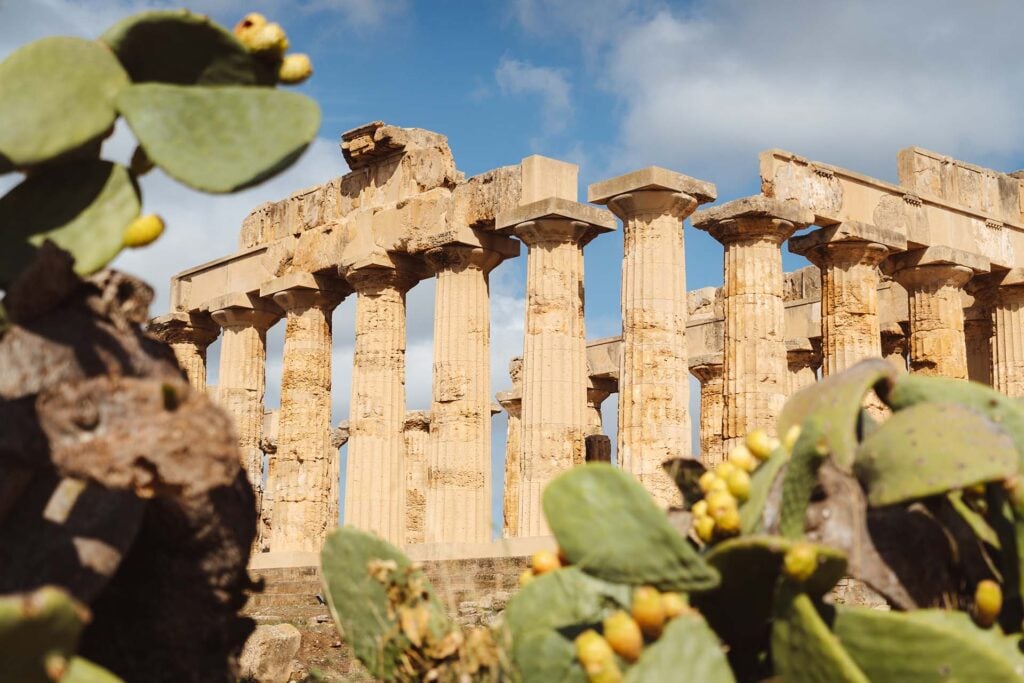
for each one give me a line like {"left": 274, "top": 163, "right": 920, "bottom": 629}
{"left": 5, "top": 0, "right": 1024, "bottom": 535}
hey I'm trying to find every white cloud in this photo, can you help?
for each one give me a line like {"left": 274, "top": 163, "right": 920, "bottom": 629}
{"left": 495, "top": 57, "right": 573, "bottom": 135}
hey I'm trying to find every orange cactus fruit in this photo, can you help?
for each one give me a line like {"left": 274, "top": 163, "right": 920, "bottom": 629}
{"left": 602, "top": 611, "right": 643, "bottom": 662}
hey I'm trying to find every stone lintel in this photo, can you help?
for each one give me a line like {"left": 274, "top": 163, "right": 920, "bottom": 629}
{"left": 789, "top": 221, "right": 907, "bottom": 257}
{"left": 495, "top": 197, "right": 616, "bottom": 234}
{"left": 148, "top": 311, "right": 219, "bottom": 342}
{"left": 688, "top": 352, "right": 724, "bottom": 369}
{"left": 520, "top": 155, "right": 578, "bottom": 204}
{"left": 204, "top": 291, "right": 280, "bottom": 316}
{"left": 983, "top": 267, "right": 1024, "bottom": 289}
{"left": 259, "top": 272, "right": 351, "bottom": 299}
{"left": 408, "top": 224, "right": 520, "bottom": 260}
{"left": 692, "top": 196, "right": 814, "bottom": 233}
{"left": 340, "top": 247, "right": 430, "bottom": 284}
{"left": 887, "top": 245, "right": 990, "bottom": 275}
{"left": 785, "top": 337, "right": 817, "bottom": 354}
{"left": 587, "top": 166, "right": 717, "bottom": 206}
{"left": 587, "top": 376, "right": 617, "bottom": 396}
{"left": 586, "top": 336, "right": 622, "bottom": 380}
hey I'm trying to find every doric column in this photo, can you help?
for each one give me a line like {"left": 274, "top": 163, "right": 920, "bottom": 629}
{"left": 403, "top": 411, "right": 431, "bottom": 545}
{"left": 975, "top": 269, "right": 1024, "bottom": 396}
{"left": 889, "top": 247, "right": 989, "bottom": 379}
{"left": 497, "top": 358, "right": 523, "bottom": 538}
{"left": 880, "top": 323, "right": 909, "bottom": 371}
{"left": 423, "top": 245, "right": 503, "bottom": 544}
{"left": 789, "top": 222, "right": 906, "bottom": 376}
{"left": 964, "top": 303, "right": 994, "bottom": 385}
{"left": 330, "top": 420, "right": 349, "bottom": 532}
{"left": 148, "top": 311, "right": 219, "bottom": 391}
{"left": 342, "top": 261, "right": 419, "bottom": 545}
{"left": 260, "top": 273, "right": 349, "bottom": 553}
{"left": 496, "top": 198, "right": 616, "bottom": 536}
{"left": 209, "top": 293, "right": 280, "bottom": 547}
{"left": 688, "top": 354, "right": 724, "bottom": 468}
{"left": 693, "top": 197, "right": 813, "bottom": 450}
{"left": 786, "top": 338, "right": 821, "bottom": 393}
{"left": 585, "top": 378, "right": 616, "bottom": 437}
{"left": 590, "top": 167, "right": 717, "bottom": 508}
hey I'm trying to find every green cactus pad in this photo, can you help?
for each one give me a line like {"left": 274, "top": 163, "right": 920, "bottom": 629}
{"left": 0, "top": 37, "right": 128, "bottom": 169}
{"left": 779, "top": 416, "right": 829, "bottom": 538}
{"left": 948, "top": 491, "right": 1000, "bottom": 549}
{"left": 0, "top": 586, "right": 89, "bottom": 683}
{"left": 504, "top": 567, "right": 629, "bottom": 682}
{"left": 772, "top": 584, "right": 868, "bottom": 683}
{"left": 61, "top": 657, "right": 124, "bottom": 682}
{"left": 694, "top": 535, "right": 845, "bottom": 648}
{"left": 777, "top": 358, "right": 895, "bottom": 471}
{"left": 662, "top": 457, "right": 707, "bottom": 509}
{"left": 881, "top": 374, "right": 1024, "bottom": 469}
{"left": 117, "top": 84, "right": 319, "bottom": 193}
{"left": 100, "top": 10, "right": 275, "bottom": 86}
{"left": 0, "top": 160, "right": 139, "bottom": 284}
{"left": 623, "top": 611, "right": 735, "bottom": 682}
{"left": 320, "top": 528, "right": 449, "bottom": 681}
{"left": 833, "top": 606, "right": 1024, "bottom": 681}
{"left": 542, "top": 464, "right": 720, "bottom": 591}
{"left": 740, "top": 447, "right": 788, "bottom": 534}
{"left": 854, "top": 402, "right": 1018, "bottom": 507}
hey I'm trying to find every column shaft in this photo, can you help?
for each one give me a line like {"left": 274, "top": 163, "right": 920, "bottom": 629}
{"left": 965, "top": 314, "right": 994, "bottom": 385}
{"left": 148, "top": 313, "right": 218, "bottom": 391}
{"left": 690, "top": 359, "right": 724, "bottom": 467}
{"left": 993, "top": 287, "right": 1024, "bottom": 396}
{"left": 498, "top": 394, "right": 522, "bottom": 538}
{"left": 817, "top": 242, "right": 888, "bottom": 375}
{"left": 897, "top": 265, "right": 973, "bottom": 378}
{"left": 403, "top": 412, "right": 431, "bottom": 545}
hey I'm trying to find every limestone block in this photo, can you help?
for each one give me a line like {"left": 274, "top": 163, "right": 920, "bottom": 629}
{"left": 898, "top": 147, "right": 1021, "bottom": 223}
{"left": 291, "top": 223, "right": 346, "bottom": 274}
{"left": 496, "top": 197, "right": 616, "bottom": 236}
{"left": 449, "top": 165, "right": 523, "bottom": 230}
{"left": 240, "top": 202, "right": 273, "bottom": 249}
{"left": 586, "top": 337, "right": 621, "bottom": 381}
{"left": 588, "top": 166, "right": 716, "bottom": 206}
{"left": 687, "top": 286, "right": 722, "bottom": 318}
{"left": 520, "top": 155, "right": 578, "bottom": 204}
{"left": 238, "top": 624, "right": 301, "bottom": 683}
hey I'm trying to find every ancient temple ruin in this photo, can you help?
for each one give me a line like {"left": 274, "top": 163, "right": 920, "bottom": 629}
{"left": 150, "top": 121, "right": 1024, "bottom": 561}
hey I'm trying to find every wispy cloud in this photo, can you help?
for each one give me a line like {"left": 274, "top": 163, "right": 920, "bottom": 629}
{"left": 495, "top": 56, "right": 573, "bottom": 135}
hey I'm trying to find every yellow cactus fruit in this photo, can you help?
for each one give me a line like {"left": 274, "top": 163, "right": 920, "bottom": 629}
{"left": 698, "top": 470, "right": 718, "bottom": 493}
{"left": 783, "top": 424, "right": 802, "bottom": 452}
{"left": 531, "top": 549, "right": 562, "bottom": 576}
{"left": 714, "top": 506, "right": 741, "bottom": 536}
{"left": 706, "top": 476, "right": 728, "bottom": 495}
{"left": 974, "top": 579, "right": 1003, "bottom": 628}
{"left": 728, "top": 444, "right": 758, "bottom": 473}
{"left": 123, "top": 214, "right": 165, "bottom": 248}
{"left": 631, "top": 586, "right": 667, "bottom": 639}
{"left": 575, "top": 630, "right": 618, "bottom": 679}
{"left": 278, "top": 53, "right": 313, "bottom": 84}
{"left": 694, "top": 514, "right": 716, "bottom": 543}
{"left": 241, "top": 21, "right": 289, "bottom": 55}
{"left": 726, "top": 468, "right": 751, "bottom": 502}
{"left": 661, "top": 592, "right": 690, "bottom": 620}
{"left": 691, "top": 499, "right": 709, "bottom": 518}
{"left": 745, "top": 428, "right": 779, "bottom": 460}
{"left": 233, "top": 12, "right": 267, "bottom": 41}
{"left": 588, "top": 662, "right": 623, "bottom": 683}
{"left": 783, "top": 542, "right": 818, "bottom": 583}
{"left": 518, "top": 569, "right": 534, "bottom": 587}
{"left": 705, "top": 490, "right": 737, "bottom": 518}
{"left": 602, "top": 611, "right": 643, "bottom": 662}
{"left": 715, "top": 461, "right": 737, "bottom": 480}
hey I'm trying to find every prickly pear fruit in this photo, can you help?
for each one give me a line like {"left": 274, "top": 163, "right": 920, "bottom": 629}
{"left": 278, "top": 53, "right": 312, "bottom": 84}
{"left": 661, "top": 592, "right": 689, "bottom": 620}
{"left": 746, "top": 428, "right": 779, "bottom": 460}
{"left": 715, "top": 461, "right": 737, "bottom": 480}
{"left": 698, "top": 470, "right": 718, "bottom": 493}
{"left": 531, "top": 550, "right": 561, "bottom": 576}
{"left": 783, "top": 424, "right": 801, "bottom": 451}
{"left": 715, "top": 506, "right": 741, "bottom": 536}
{"left": 973, "top": 579, "right": 1002, "bottom": 628}
{"left": 234, "top": 12, "right": 268, "bottom": 39}
{"left": 782, "top": 541, "right": 818, "bottom": 583}
{"left": 576, "top": 629, "right": 619, "bottom": 681}
{"left": 632, "top": 586, "right": 666, "bottom": 639}
{"left": 728, "top": 444, "right": 758, "bottom": 472}
{"left": 603, "top": 610, "right": 643, "bottom": 662}
{"left": 726, "top": 468, "right": 751, "bottom": 501}
{"left": 694, "top": 515, "right": 715, "bottom": 543}
{"left": 518, "top": 569, "right": 534, "bottom": 587}
{"left": 123, "top": 214, "right": 164, "bottom": 247}
{"left": 240, "top": 21, "right": 288, "bottom": 56}
{"left": 706, "top": 491, "right": 737, "bottom": 519}
{"left": 691, "top": 499, "right": 708, "bottom": 518}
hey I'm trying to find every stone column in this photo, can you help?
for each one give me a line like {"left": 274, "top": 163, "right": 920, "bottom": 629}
{"left": 693, "top": 197, "right": 813, "bottom": 450}
{"left": 209, "top": 293, "right": 280, "bottom": 547}
{"left": 260, "top": 273, "right": 349, "bottom": 553}
{"left": 789, "top": 222, "right": 906, "bottom": 376}
{"left": 689, "top": 354, "right": 724, "bottom": 467}
{"left": 403, "top": 411, "right": 431, "bottom": 545}
{"left": 964, "top": 304, "right": 994, "bottom": 385}
{"left": 590, "top": 167, "right": 717, "bottom": 508}
{"left": 423, "top": 245, "right": 502, "bottom": 545}
{"left": 786, "top": 338, "right": 821, "bottom": 393}
{"left": 343, "top": 263, "right": 418, "bottom": 545}
{"left": 148, "top": 311, "right": 220, "bottom": 391}
{"left": 881, "top": 323, "right": 909, "bottom": 371}
{"left": 496, "top": 198, "right": 616, "bottom": 536}
{"left": 977, "top": 269, "right": 1024, "bottom": 396}
{"left": 889, "top": 247, "right": 989, "bottom": 379}
{"left": 585, "top": 378, "right": 616, "bottom": 438}
{"left": 330, "top": 421, "right": 349, "bottom": 532}
{"left": 497, "top": 389, "right": 522, "bottom": 538}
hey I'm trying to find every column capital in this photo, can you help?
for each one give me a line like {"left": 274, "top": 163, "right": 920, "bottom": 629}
{"left": 207, "top": 292, "right": 280, "bottom": 331}
{"left": 424, "top": 244, "right": 503, "bottom": 275}
{"left": 887, "top": 246, "right": 989, "bottom": 290}
{"left": 693, "top": 196, "right": 813, "bottom": 245}
{"left": 586, "top": 377, "right": 616, "bottom": 407}
{"left": 786, "top": 337, "right": 822, "bottom": 371}
{"left": 789, "top": 221, "right": 906, "bottom": 268}
{"left": 496, "top": 197, "right": 616, "bottom": 248}
{"left": 148, "top": 311, "right": 219, "bottom": 347}
{"left": 343, "top": 262, "right": 419, "bottom": 295}
{"left": 688, "top": 353, "right": 724, "bottom": 383}
{"left": 588, "top": 166, "right": 717, "bottom": 221}
{"left": 261, "top": 272, "right": 351, "bottom": 313}
{"left": 970, "top": 268, "right": 1024, "bottom": 305}
{"left": 496, "top": 389, "right": 522, "bottom": 416}
{"left": 403, "top": 410, "right": 432, "bottom": 433}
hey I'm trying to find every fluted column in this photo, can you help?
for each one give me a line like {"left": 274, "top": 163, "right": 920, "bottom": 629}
{"left": 964, "top": 305, "right": 994, "bottom": 385}
{"left": 590, "top": 168, "right": 716, "bottom": 508}
{"left": 260, "top": 275, "right": 348, "bottom": 553}
{"left": 343, "top": 265, "right": 417, "bottom": 545}
{"left": 890, "top": 248, "right": 987, "bottom": 379}
{"left": 497, "top": 388, "right": 522, "bottom": 538}
{"left": 496, "top": 198, "right": 615, "bottom": 537}
{"left": 403, "top": 411, "right": 431, "bottom": 545}
{"left": 688, "top": 354, "right": 723, "bottom": 466}
{"left": 210, "top": 298, "right": 279, "bottom": 548}
{"left": 693, "top": 197, "right": 813, "bottom": 450}
{"left": 424, "top": 245, "right": 501, "bottom": 544}
{"left": 786, "top": 338, "right": 821, "bottom": 393}
{"left": 148, "top": 312, "right": 220, "bottom": 391}
{"left": 978, "top": 270, "right": 1024, "bottom": 396}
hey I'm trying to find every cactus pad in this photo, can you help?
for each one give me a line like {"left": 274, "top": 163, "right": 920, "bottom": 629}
{"left": 117, "top": 84, "right": 319, "bottom": 193}
{"left": 0, "top": 586, "right": 89, "bottom": 683}
{"left": 0, "top": 37, "right": 128, "bottom": 169}
{"left": 854, "top": 402, "right": 1018, "bottom": 506}
{"left": 101, "top": 10, "right": 275, "bottom": 86}
{"left": 0, "top": 161, "right": 139, "bottom": 284}
{"left": 772, "top": 584, "right": 868, "bottom": 682}
{"left": 623, "top": 611, "right": 736, "bottom": 682}
{"left": 779, "top": 416, "right": 829, "bottom": 538}
{"left": 740, "top": 447, "right": 788, "bottom": 534}
{"left": 542, "top": 464, "right": 720, "bottom": 591}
